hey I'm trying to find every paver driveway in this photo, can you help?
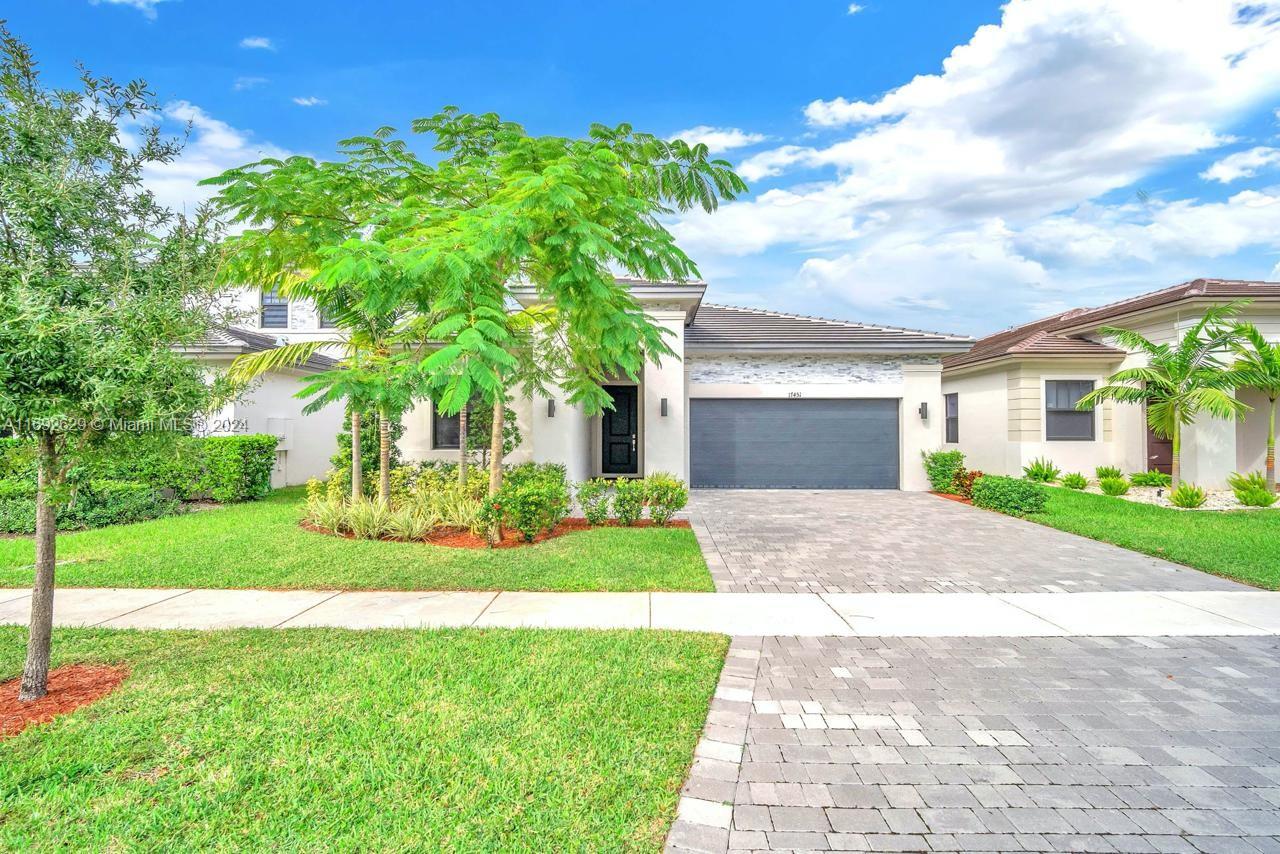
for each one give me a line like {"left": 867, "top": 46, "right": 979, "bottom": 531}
{"left": 687, "top": 490, "right": 1244, "bottom": 594}
{"left": 670, "top": 635, "right": 1280, "bottom": 854}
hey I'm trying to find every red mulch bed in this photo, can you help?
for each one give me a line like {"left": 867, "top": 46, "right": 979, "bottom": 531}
{"left": 1, "top": 664, "right": 129, "bottom": 739}
{"left": 301, "top": 517, "right": 691, "bottom": 550}
{"left": 930, "top": 491, "right": 974, "bottom": 505}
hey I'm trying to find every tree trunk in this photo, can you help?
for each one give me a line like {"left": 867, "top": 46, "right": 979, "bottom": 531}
{"left": 350, "top": 409, "right": 363, "bottom": 500}
{"left": 19, "top": 433, "right": 57, "bottom": 702}
{"left": 378, "top": 410, "right": 392, "bottom": 502}
{"left": 458, "top": 405, "right": 468, "bottom": 488}
{"left": 1267, "top": 397, "right": 1276, "bottom": 493}
{"left": 1170, "top": 424, "right": 1181, "bottom": 490}
{"left": 486, "top": 398, "right": 505, "bottom": 546}
{"left": 488, "top": 398, "right": 504, "bottom": 497}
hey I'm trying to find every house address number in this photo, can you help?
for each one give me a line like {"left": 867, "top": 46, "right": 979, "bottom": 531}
{"left": 787, "top": 391, "right": 803, "bottom": 398}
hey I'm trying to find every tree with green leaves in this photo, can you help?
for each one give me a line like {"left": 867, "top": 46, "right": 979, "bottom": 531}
{"left": 0, "top": 29, "right": 223, "bottom": 700}
{"left": 397, "top": 109, "right": 747, "bottom": 496}
{"left": 1077, "top": 305, "right": 1250, "bottom": 488}
{"left": 203, "top": 133, "right": 438, "bottom": 501}
{"left": 1228, "top": 322, "right": 1280, "bottom": 491}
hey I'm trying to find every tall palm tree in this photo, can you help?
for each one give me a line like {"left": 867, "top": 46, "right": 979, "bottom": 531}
{"left": 1077, "top": 304, "right": 1250, "bottom": 488}
{"left": 1228, "top": 322, "right": 1280, "bottom": 491}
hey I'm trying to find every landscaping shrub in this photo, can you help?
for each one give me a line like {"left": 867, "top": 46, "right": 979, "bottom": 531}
{"left": 921, "top": 449, "right": 966, "bottom": 493}
{"left": 1228, "top": 472, "right": 1276, "bottom": 507}
{"left": 0, "top": 437, "right": 35, "bottom": 480}
{"left": 204, "top": 434, "right": 278, "bottom": 502}
{"left": 644, "top": 472, "right": 689, "bottom": 526}
{"left": 1236, "top": 487, "right": 1278, "bottom": 508}
{"left": 1169, "top": 483, "right": 1208, "bottom": 509}
{"left": 347, "top": 498, "right": 393, "bottom": 540}
{"left": 1130, "top": 470, "right": 1172, "bottom": 488}
{"left": 393, "top": 461, "right": 489, "bottom": 502}
{"left": 1061, "top": 472, "right": 1088, "bottom": 490}
{"left": 951, "top": 468, "right": 984, "bottom": 500}
{"left": 971, "top": 475, "right": 1046, "bottom": 516}
{"left": 504, "top": 462, "right": 568, "bottom": 491}
{"left": 1099, "top": 477, "right": 1130, "bottom": 496}
{"left": 0, "top": 478, "right": 35, "bottom": 500}
{"left": 1094, "top": 465, "right": 1123, "bottom": 481}
{"left": 76, "top": 432, "right": 207, "bottom": 498}
{"left": 1227, "top": 471, "right": 1269, "bottom": 494}
{"left": 0, "top": 479, "right": 179, "bottom": 534}
{"left": 613, "top": 478, "right": 645, "bottom": 526}
{"left": 385, "top": 504, "right": 437, "bottom": 541}
{"left": 483, "top": 479, "right": 571, "bottom": 543}
{"left": 0, "top": 497, "right": 38, "bottom": 534}
{"left": 576, "top": 478, "right": 612, "bottom": 526}
{"left": 1022, "top": 456, "right": 1061, "bottom": 483}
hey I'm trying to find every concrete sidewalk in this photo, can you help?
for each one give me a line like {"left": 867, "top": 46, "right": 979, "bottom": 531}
{"left": 2, "top": 587, "right": 1280, "bottom": 636}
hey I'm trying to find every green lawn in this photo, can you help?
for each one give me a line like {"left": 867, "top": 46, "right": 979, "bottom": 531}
{"left": 1037, "top": 488, "right": 1280, "bottom": 589}
{"left": 0, "top": 627, "right": 725, "bottom": 850}
{"left": 0, "top": 488, "right": 712, "bottom": 592}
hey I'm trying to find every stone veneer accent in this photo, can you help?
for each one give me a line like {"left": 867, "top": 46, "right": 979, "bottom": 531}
{"left": 685, "top": 354, "right": 936, "bottom": 385}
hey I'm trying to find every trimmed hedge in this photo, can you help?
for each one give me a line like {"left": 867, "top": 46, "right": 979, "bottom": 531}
{"left": 971, "top": 475, "right": 1046, "bottom": 516}
{"left": 0, "top": 479, "right": 181, "bottom": 534}
{"left": 204, "top": 435, "right": 278, "bottom": 502}
{"left": 0, "top": 432, "right": 278, "bottom": 509}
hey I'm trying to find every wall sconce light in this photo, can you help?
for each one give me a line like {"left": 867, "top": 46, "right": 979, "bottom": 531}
{"left": 547, "top": 399, "right": 555, "bottom": 418}
{"left": 660, "top": 398, "right": 669, "bottom": 417}
{"left": 918, "top": 402, "right": 928, "bottom": 421}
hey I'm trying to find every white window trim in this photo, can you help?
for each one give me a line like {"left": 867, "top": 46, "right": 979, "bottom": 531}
{"left": 1041, "top": 375, "right": 1102, "bottom": 443}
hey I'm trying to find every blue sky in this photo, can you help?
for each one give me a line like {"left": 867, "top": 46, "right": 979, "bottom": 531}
{"left": 10, "top": 0, "right": 1280, "bottom": 336}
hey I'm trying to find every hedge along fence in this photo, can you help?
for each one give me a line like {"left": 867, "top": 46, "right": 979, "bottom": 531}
{"left": 0, "top": 433, "right": 279, "bottom": 532}
{"left": 82, "top": 432, "right": 279, "bottom": 502}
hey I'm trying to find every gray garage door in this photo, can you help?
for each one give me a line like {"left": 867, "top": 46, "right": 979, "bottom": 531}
{"left": 690, "top": 398, "right": 899, "bottom": 489}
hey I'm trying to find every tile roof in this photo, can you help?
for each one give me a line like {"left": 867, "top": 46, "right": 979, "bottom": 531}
{"left": 944, "top": 278, "right": 1280, "bottom": 371}
{"left": 187, "top": 326, "right": 338, "bottom": 372}
{"left": 686, "top": 304, "right": 974, "bottom": 353}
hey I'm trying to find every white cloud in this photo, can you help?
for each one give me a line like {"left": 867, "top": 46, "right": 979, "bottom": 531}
{"left": 89, "top": 0, "right": 169, "bottom": 18}
{"left": 141, "top": 101, "right": 292, "bottom": 214}
{"left": 675, "top": 0, "right": 1280, "bottom": 329}
{"left": 847, "top": 3, "right": 864, "bottom": 14}
{"left": 1201, "top": 146, "right": 1280, "bottom": 182}
{"left": 292, "top": 96, "right": 327, "bottom": 107}
{"left": 239, "top": 36, "right": 275, "bottom": 50}
{"left": 670, "top": 126, "right": 766, "bottom": 154}
{"left": 233, "top": 76, "right": 268, "bottom": 92}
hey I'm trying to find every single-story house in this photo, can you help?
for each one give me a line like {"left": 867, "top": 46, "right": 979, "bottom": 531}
{"left": 185, "top": 326, "right": 344, "bottom": 487}
{"left": 397, "top": 280, "right": 974, "bottom": 490}
{"left": 940, "top": 279, "right": 1280, "bottom": 488}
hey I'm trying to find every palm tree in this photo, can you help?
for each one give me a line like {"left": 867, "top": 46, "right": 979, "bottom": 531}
{"left": 1077, "top": 304, "right": 1250, "bottom": 488}
{"left": 1228, "top": 322, "right": 1280, "bottom": 491}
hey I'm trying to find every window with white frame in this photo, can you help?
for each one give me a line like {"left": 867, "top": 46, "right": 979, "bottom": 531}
{"left": 1045, "top": 380, "right": 1095, "bottom": 441}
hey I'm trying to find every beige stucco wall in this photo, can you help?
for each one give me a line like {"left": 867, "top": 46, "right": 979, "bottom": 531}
{"left": 200, "top": 365, "right": 344, "bottom": 487}
{"left": 943, "top": 358, "right": 1120, "bottom": 478}
{"left": 945, "top": 303, "right": 1280, "bottom": 487}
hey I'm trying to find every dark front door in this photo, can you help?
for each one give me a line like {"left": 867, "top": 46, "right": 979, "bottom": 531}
{"left": 1145, "top": 407, "right": 1173, "bottom": 474}
{"left": 601, "top": 385, "right": 639, "bottom": 475}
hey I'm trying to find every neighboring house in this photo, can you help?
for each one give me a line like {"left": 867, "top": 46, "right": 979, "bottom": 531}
{"left": 399, "top": 280, "right": 974, "bottom": 490}
{"left": 183, "top": 326, "right": 344, "bottom": 487}
{"left": 941, "top": 279, "right": 1280, "bottom": 488}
